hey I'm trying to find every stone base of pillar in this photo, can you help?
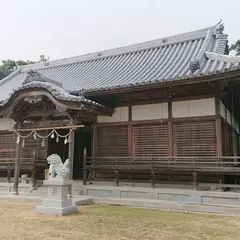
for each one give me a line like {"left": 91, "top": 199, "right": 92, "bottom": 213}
{"left": 36, "top": 179, "right": 78, "bottom": 216}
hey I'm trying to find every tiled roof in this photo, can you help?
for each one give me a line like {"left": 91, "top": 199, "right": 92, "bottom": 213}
{"left": 0, "top": 71, "right": 110, "bottom": 110}
{"left": 0, "top": 22, "right": 240, "bottom": 101}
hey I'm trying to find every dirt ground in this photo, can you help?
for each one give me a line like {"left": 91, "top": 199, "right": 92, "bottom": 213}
{"left": 0, "top": 200, "right": 240, "bottom": 240}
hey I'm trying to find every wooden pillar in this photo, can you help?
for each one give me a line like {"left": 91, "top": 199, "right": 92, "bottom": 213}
{"left": 83, "top": 147, "right": 87, "bottom": 185}
{"left": 151, "top": 162, "right": 155, "bottom": 188}
{"left": 193, "top": 171, "right": 198, "bottom": 190}
{"left": 114, "top": 170, "right": 119, "bottom": 186}
{"left": 128, "top": 106, "right": 133, "bottom": 182}
{"left": 215, "top": 96, "right": 222, "bottom": 157}
{"left": 168, "top": 96, "right": 173, "bottom": 181}
{"left": 68, "top": 127, "right": 75, "bottom": 198}
{"left": 12, "top": 122, "right": 22, "bottom": 195}
{"left": 128, "top": 106, "right": 132, "bottom": 157}
{"left": 7, "top": 165, "right": 11, "bottom": 183}
{"left": 92, "top": 124, "right": 97, "bottom": 180}
{"left": 31, "top": 150, "right": 37, "bottom": 188}
{"left": 168, "top": 96, "right": 173, "bottom": 156}
{"left": 215, "top": 95, "right": 223, "bottom": 185}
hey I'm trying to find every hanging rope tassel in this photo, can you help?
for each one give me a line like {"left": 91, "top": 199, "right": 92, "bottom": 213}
{"left": 56, "top": 135, "right": 59, "bottom": 143}
{"left": 51, "top": 132, "right": 55, "bottom": 139}
{"left": 16, "top": 135, "right": 20, "bottom": 144}
{"left": 33, "top": 132, "right": 37, "bottom": 140}
{"left": 68, "top": 134, "right": 72, "bottom": 143}
{"left": 64, "top": 137, "right": 68, "bottom": 144}
{"left": 22, "top": 139, "right": 25, "bottom": 148}
{"left": 41, "top": 138, "right": 45, "bottom": 147}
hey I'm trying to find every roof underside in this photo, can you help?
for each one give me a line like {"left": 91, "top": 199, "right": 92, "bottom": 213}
{"left": 1, "top": 22, "right": 240, "bottom": 102}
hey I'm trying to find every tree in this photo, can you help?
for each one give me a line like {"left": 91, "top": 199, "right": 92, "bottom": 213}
{"left": 0, "top": 59, "right": 35, "bottom": 80}
{"left": 0, "top": 55, "right": 49, "bottom": 80}
{"left": 229, "top": 40, "right": 240, "bottom": 56}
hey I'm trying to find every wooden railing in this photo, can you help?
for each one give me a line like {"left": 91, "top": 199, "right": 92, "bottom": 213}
{"left": 0, "top": 149, "right": 47, "bottom": 185}
{"left": 83, "top": 156, "right": 240, "bottom": 188}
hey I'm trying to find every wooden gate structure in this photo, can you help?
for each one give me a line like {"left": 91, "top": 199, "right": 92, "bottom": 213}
{"left": 0, "top": 71, "right": 112, "bottom": 194}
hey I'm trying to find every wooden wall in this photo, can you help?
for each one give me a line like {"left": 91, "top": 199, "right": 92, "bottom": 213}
{"left": 92, "top": 97, "right": 240, "bottom": 182}
{"left": 94, "top": 97, "right": 218, "bottom": 158}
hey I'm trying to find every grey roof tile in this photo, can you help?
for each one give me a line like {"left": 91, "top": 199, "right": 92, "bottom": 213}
{"left": 0, "top": 22, "right": 239, "bottom": 100}
{"left": 0, "top": 71, "right": 110, "bottom": 110}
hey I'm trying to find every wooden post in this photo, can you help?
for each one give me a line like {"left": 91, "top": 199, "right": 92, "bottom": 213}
{"left": 168, "top": 96, "right": 173, "bottom": 156}
{"left": 114, "top": 170, "right": 119, "bottom": 186}
{"left": 92, "top": 124, "right": 97, "bottom": 180}
{"left": 151, "top": 161, "right": 155, "bottom": 188}
{"left": 168, "top": 96, "right": 173, "bottom": 181}
{"left": 68, "top": 127, "right": 75, "bottom": 198}
{"left": 12, "top": 122, "right": 22, "bottom": 195}
{"left": 128, "top": 106, "right": 133, "bottom": 157}
{"left": 128, "top": 106, "right": 133, "bottom": 181}
{"left": 7, "top": 165, "right": 11, "bottom": 183}
{"left": 114, "top": 158, "right": 119, "bottom": 186}
{"left": 215, "top": 96, "right": 222, "bottom": 157}
{"left": 83, "top": 147, "right": 87, "bottom": 185}
{"left": 193, "top": 171, "right": 198, "bottom": 190}
{"left": 31, "top": 150, "right": 37, "bottom": 188}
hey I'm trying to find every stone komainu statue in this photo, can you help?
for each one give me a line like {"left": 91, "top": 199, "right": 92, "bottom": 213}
{"left": 47, "top": 154, "right": 70, "bottom": 180}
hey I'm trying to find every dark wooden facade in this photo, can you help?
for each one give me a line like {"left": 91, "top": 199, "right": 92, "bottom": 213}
{"left": 83, "top": 77, "right": 240, "bottom": 186}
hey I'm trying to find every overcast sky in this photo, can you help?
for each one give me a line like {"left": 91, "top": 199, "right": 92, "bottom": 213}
{"left": 0, "top": 0, "right": 239, "bottom": 62}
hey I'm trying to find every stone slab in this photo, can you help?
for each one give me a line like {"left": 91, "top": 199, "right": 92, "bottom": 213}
{"left": 36, "top": 205, "right": 78, "bottom": 216}
{"left": 81, "top": 185, "right": 240, "bottom": 207}
{"left": 92, "top": 197, "right": 240, "bottom": 216}
{"left": 43, "top": 179, "right": 73, "bottom": 186}
{"left": 42, "top": 198, "right": 73, "bottom": 208}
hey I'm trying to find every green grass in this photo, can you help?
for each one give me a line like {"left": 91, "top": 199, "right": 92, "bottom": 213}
{"left": 0, "top": 200, "right": 239, "bottom": 240}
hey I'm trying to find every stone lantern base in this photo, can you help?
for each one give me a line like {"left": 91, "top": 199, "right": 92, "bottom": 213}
{"left": 36, "top": 179, "right": 78, "bottom": 216}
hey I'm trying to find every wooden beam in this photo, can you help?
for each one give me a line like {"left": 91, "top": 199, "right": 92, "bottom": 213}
{"left": 95, "top": 115, "right": 216, "bottom": 128}
{"left": 12, "top": 122, "right": 22, "bottom": 195}
{"left": 23, "top": 110, "right": 67, "bottom": 119}
{"left": 9, "top": 124, "right": 84, "bottom": 132}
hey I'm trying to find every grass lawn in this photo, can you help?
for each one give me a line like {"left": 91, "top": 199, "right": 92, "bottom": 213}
{"left": 0, "top": 201, "right": 240, "bottom": 240}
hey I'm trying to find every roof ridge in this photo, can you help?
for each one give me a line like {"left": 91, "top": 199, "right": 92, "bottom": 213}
{"left": 205, "top": 52, "right": 240, "bottom": 63}
{"left": 19, "top": 23, "right": 220, "bottom": 71}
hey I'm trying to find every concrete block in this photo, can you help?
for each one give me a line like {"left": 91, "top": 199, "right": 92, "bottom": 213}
{"left": 36, "top": 205, "right": 78, "bottom": 216}
{"left": 42, "top": 198, "right": 73, "bottom": 208}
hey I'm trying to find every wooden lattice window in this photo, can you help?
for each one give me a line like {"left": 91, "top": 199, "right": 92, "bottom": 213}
{"left": 173, "top": 120, "right": 216, "bottom": 156}
{"left": 96, "top": 126, "right": 128, "bottom": 157}
{"left": 132, "top": 124, "right": 168, "bottom": 157}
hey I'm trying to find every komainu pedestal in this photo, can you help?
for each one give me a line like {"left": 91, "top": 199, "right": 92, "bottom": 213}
{"left": 36, "top": 179, "right": 78, "bottom": 216}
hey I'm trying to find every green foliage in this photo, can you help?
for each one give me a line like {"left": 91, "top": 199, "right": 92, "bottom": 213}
{"left": 229, "top": 40, "right": 240, "bottom": 56}
{"left": 0, "top": 55, "right": 49, "bottom": 80}
{"left": 0, "top": 59, "right": 35, "bottom": 80}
